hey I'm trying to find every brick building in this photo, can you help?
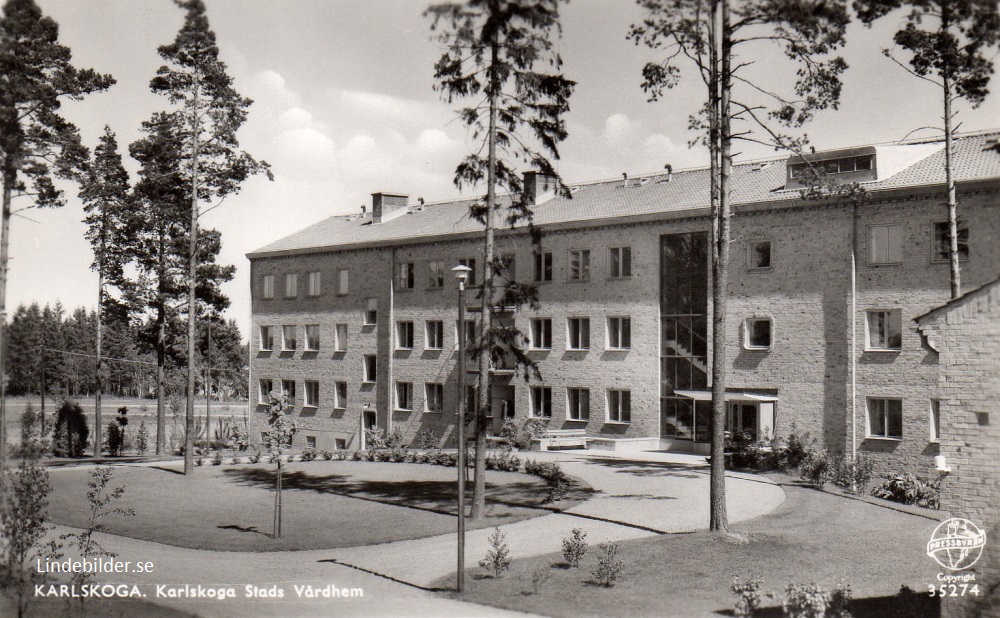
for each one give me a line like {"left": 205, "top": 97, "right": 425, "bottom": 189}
{"left": 917, "top": 279, "right": 1000, "bottom": 617}
{"left": 247, "top": 131, "right": 1000, "bottom": 475}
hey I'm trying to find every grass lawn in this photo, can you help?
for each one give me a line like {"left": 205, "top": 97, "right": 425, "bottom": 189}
{"left": 434, "top": 483, "right": 942, "bottom": 617}
{"left": 47, "top": 460, "right": 590, "bottom": 552}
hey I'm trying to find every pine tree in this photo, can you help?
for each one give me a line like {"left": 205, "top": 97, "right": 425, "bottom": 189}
{"left": 631, "top": 0, "right": 850, "bottom": 532}
{"left": 0, "top": 0, "right": 115, "bottom": 467}
{"left": 427, "top": 0, "right": 574, "bottom": 520}
{"left": 854, "top": 0, "right": 999, "bottom": 299}
{"left": 141, "top": 0, "right": 270, "bottom": 475}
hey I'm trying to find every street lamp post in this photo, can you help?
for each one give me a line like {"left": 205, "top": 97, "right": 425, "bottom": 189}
{"left": 452, "top": 264, "right": 471, "bottom": 593}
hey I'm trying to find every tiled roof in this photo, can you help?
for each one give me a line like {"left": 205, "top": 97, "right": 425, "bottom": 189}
{"left": 250, "top": 131, "right": 1000, "bottom": 257}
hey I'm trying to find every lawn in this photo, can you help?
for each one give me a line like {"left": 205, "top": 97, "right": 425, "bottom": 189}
{"left": 435, "top": 483, "right": 942, "bottom": 617}
{"left": 46, "top": 460, "right": 591, "bottom": 552}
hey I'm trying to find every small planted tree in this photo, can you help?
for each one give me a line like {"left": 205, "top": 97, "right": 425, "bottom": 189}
{"left": 561, "top": 527, "right": 588, "bottom": 568}
{"left": 263, "top": 391, "right": 295, "bottom": 538}
{"left": 52, "top": 400, "right": 89, "bottom": 458}
{"left": 135, "top": 420, "right": 150, "bottom": 455}
{"left": 479, "top": 527, "right": 512, "bottom": 578}
{"left": 592, "top": 542, "right": 625, "bottom": 587}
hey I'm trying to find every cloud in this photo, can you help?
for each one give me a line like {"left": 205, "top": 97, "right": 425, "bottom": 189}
{"left": 602, "top": 113, "right": 635, "bottom": 149}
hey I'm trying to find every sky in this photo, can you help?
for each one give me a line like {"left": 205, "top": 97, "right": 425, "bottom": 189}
{"left": 9, "top": 0, "right": 1000, "bottom": 341}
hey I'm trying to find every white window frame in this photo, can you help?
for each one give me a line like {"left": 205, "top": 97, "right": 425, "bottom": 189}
{"left": 334, "top": 381, "right": 347, "bottom": 410}
{"left": 607, "top": 316, "right": 631, "bottom": 350}
{"left": 395, "top": 381, "right": 413, "bottom": 411}
{"left": 304, "top": 381, "right": 319, "bottom": 408}
{"left": 607, "top": 389, "right": 631, "bottom": 424}
{"left": 867, "top": 397, "right": 903, "bottom": 440}
{"left": 534, "top": 251, "right": 553, "bottom": 282}
{"left": 262, "top": 275, "right": 275, "bottom": 300}
{"left": 930, "top": 400, "right": 940, "bottom": 443}
{"left": 530, "top": 318, "right": 553, "bottom": 350}
{"left": 428, "top": 260, "right": 445, "bottom": 289}
{"left": 867, "top": 223, "right": 903, "bottom": 265}
{"left": 568, "top": 249, "right": 590, "bottom": 281}
{"left": 567, "top": 387, "right": 590, "bottom": 421}
{"left": 459, "top": 258, "right": 477, "bottom": 285}
{"left": 866, "top": 309, "right": 902, "bottom": 351}
{"left": 567, "top": 317, "right": 590, "bottom": 350}
{"left": 364, "top": 298, "right": 377, "bottom": 325}
{"left": 304, "top": 324, "right": 320, "bottom": 351}
{"left": 281, "top": 379, "right": 296, "bottom": 402}
{"left": 397, "top": 262, "right": 415, "bottom": 290}
{"left": 284, "top": 273, "right": 298, "bottom": 298}
{"left": 259, "top": 325, "right": 273, "bottom": 352}
{"left": 425, "top": 320, "right": 444, "bottom": 349}
{"left": 258, "top": 379, "right": 273, "bottom": 404}
{"left": 747, "top": 239, "right": 772, "bottom": 270}
{"left": 609, "top": 246, "right": 632, "bottom": 278}
{"left": 334, "top": 323, "right": 348, "bottom": 352}
{"left": 931, "top": 220, "right": 970, "bottom": 263}
{"left": 307, "top": 271, "right": 321, "bottom": 297}
{"left": 281, "top": 325, "right": 297, "bottom": 351}
{"left": 531, "top": 386, "right": 552, "bottom": 418}
{"left": 337, "top": 268, "right": 349, "bottom": 296}
{"left": 396, "top": 321, "right": 414, "bottom": 350}
{"left": 744, "top": 317, "right": 773, "bottom": 350}
{"left": 363, "top": 355, "right": 377, "bottom": 383}
{"left": 425, "top": 383, "right": 444, "bottom": 413}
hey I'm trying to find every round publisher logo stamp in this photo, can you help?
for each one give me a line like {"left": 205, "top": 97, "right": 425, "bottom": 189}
{"left": 927, "top": 518, "right": 986, "bottom": 571}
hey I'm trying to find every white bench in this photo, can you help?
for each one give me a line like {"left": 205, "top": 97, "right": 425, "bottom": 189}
{"left": 530, "top": 429, "right": 588, "bottom": 451}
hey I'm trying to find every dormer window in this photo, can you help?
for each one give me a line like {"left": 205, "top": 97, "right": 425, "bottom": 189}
{"left": 785, "top": 147, "right": 877, "bottom": 189}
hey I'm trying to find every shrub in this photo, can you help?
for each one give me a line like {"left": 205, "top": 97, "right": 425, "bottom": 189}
{"left": 732, "top": 575, "right": 769, "bottom": 618}
{"left": 479, "top": 527, "right": 511, "bottom": 578}
{"left": 248, "top": 451, "right": 261, "bottom": 464}
{"left": 782, "top": 582, "right": 831, "bottom": 618}
{"left": 528, "top": 564, "right": 551, "bottom": 594}
{"left": 211, "top": 451, "right": 223, "bottom": 466}
{"left": 561, "top": 528, "right": 588, "bottom": 568}
{"left": 52, "top": 400, "right": 89, "bottom": 458}
{"left": 105, "top": 421, "right": 125, "bottom": 457}
{"left": 525, "top": 460, "right": 570, "bottom": 502}
{"left": 221, "top": 416, "right": 251, "bottom": 452}
{"left": 871, "top": 472, "right": 940, "bottom": 509}
{"left": 300, "top": 447, "right": 318, "bottom": 462}
{"left": 135, "top": 420, "right": 150, "bottom": 455}
{"left": 829, "top": 454, "right": 875, "bottom": 494}
{"left": 321, "top": 450, "right": 334, "bottom": 461}
{"left": 413, "top": 429, "right": 439, "bottom": 450}
{"left": 486, "top": 451, "right": 522, "bottom": 472}
{"left": 829, "top": 581, "right": 852, "bottom": 618}
{"left": 592, "top": 542, "right": 624, "bottom": 587}
{"left": 798, "top": 450, "right": 831, "bottom": 488}
{"left": 777, "top": 430, "right": 815, "bottom": 472}
{"left": 195, "top": 456, "right": 204, "bottom": 467}
{"left": 729, "top": 439, "right": 777, "bottom": 471}
{"left": 230, "top": 456, "right": 241, "bottom": 465}
{"left": 18, "top": 403, "right": 50, "bottom": 458}
{"left": 364, "top": 426, "right": 405, "bottom": 450}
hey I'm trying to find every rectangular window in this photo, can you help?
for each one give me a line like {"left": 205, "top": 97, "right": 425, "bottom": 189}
{"left": 608, "top": 316, "right": 631, "bottom": 350}
{"left": 281, "top": 379, "right": 296, "bottom": 402}
{"left": 530, "top": 318, "right": 553, "bottom": 349}
{"left": 306, "top": 436, "right": 316, "bottom": 449}
{"left": 262, "top": 275, "right": 275, "bottom": 300}
{"left": 396, "top": 321, "right": 414, "bottom": 349}
{"left": 866, "top": 309, "right": 902, "bottom": 351}
{"left": 425, "top": 383, "right": 444, "bottom": 413}
{"left": 365, "top": 298, "right": 377, "bottom": 325}
{"left": 533, "top": 251, "right": 553, "bottom": 282}
{"left": 335, "top": 323, "right": 348, "bottom": 352}
{"left": 281, "top": 325, "right": 297, "bottom": 351}
{"left": 567, "top": 387, "right": 590, "bottom": 421}
{"left": 259, "top": 325, "right": 273, "bottom": 351}
{"left": 337, "top": 269, "right": 349, "bottom": 295}
{"left": 284, "top": 273, "right": 298, "bottom": 298}
{"left": 930, "top": 400, "right": 940, "bottom": 443}
{"left": 868, "top": 398, "right": 903, "bottom": 439}
{"left": 531, "top": 386, "right": 552, "bottom": 418}
{"left": 567, "top": 317, "right": 590, "bottom": 350}
{"left": 428, "top": 260, "right": 445, "bottom": 289}
{"left": 307, "top": 271, "right": 321, "bottom": 297}
{"left": 304, "top": 381, "right": 319, "bottom": 407}
{"left": 397, "top": 262, "right": 415, "bottom": 290}
{"left": 608, "top": 389, "right": 631, "bottom": 423}
{"left": 363, "top": 355, "right": 377, "bottom": 383}
{"left": 258, "top": 379, "right": 273, "bottom": 404}
{"left": 748, "top": 240, "right": 772, "bottom": 270}
{"left": 459, "top": 258, "right": 477, "bottom": 285}
{"left": 305, "top": 325, "right": 320, "bottom": 351}
{"left": 426, "top": 320, "right": 444, "bottom": 349}
{"left": 334, "top": 381, "right": 347, "bottom": 410}
{"left": 458, "top": 319, "right": 477, "bottom": 348}
{"left": 569, "top": 249, "right": 590, "bottom": 281}
{"left": 609, "top": 246, "right": 632, "bottom": 278}
{"left": 868, "top": 224, "right": 903, "bottom": 265}
{"left": 744, "top": 318, "right": 772, "bottom": 350}
{"left": 395, "top": 382, "right": 413, "bottom": 411}
{"left": 932, "top": 220, "right": 970, "bottom": 262}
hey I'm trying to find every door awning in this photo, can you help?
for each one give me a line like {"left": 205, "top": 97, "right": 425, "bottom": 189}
{"left": 673, "top": 390, "right": 778, "bottom": 402}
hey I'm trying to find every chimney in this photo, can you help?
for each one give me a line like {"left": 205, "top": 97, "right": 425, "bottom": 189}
{"left": 664, "top": 164, "right": 673, "bottom": 182}
{"left": 360, "top": 204, "right": 366, "bottom": 215}
{"left": 622, "top": 172, "right": 629, "bottom": 188}
{"left": 523, "top": 171, "right": 558, "bottom": 206}
{"left": 371, "top": 192, "right": 409, "bottom": 224}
